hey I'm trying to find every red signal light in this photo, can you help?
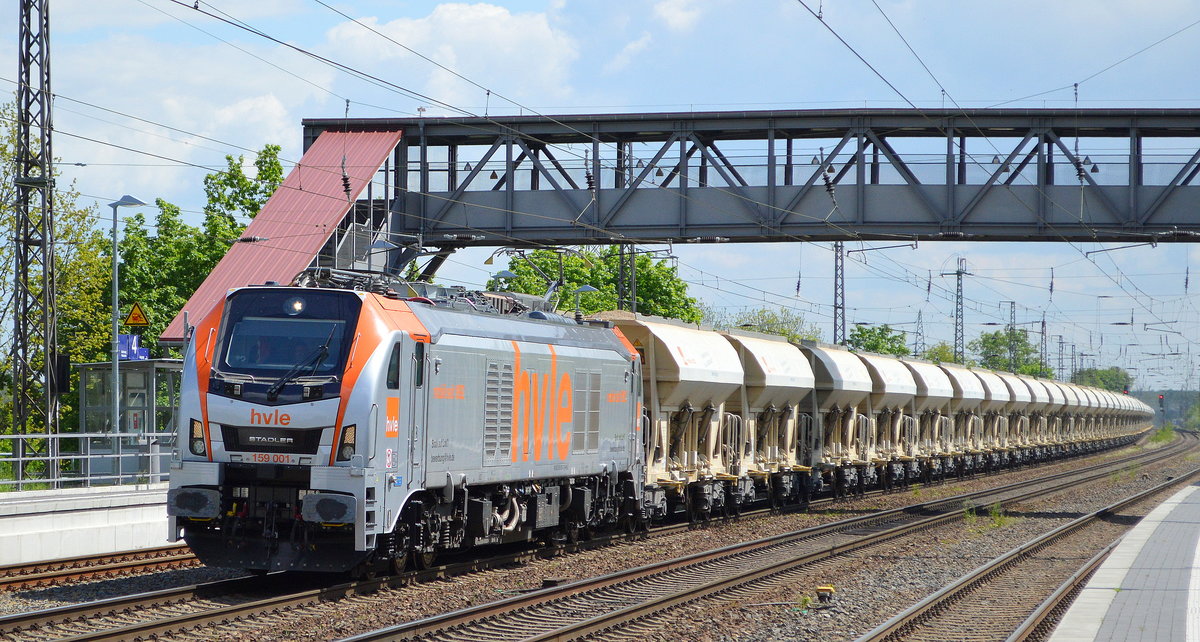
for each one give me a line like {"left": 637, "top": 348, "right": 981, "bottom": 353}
{"left": 1159, "top": 394, "right": 1165, "bottom": 400}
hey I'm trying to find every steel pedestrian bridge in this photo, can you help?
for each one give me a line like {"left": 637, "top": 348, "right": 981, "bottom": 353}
{"left": 304, "top": 108, "right": 1200, "bottom": 246}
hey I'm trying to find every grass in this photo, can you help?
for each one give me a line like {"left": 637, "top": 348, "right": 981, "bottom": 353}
{"left": 987, "top": 502, "right": 1011, "bottom": 529}
{"left": 963, "top": 500, "right": 1012, "bottom": 532}
{"left": 1148, "top": 425, "right": 1176, "bottom": 445}
{"left": 1109, "top": 464, "right": 1141, "bottom": 485}
{"left": 962, "top": 501, "right": 978, "bottom": 527}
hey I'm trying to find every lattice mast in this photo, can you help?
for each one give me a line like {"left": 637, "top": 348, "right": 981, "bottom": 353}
{"left": 833, "top": 241, "right": 845, "bottom": 344}
{"left": 950, "top": 258, "right": 970, "bottom": 362}
{"left": 13, "top": 0, "right": 59, "bottom": 483}
{"left": 913, "top": 309, "right": 925, "bottom": 356}
{"left": 1007, "top": 301, "right": 1017, "bottom": 372}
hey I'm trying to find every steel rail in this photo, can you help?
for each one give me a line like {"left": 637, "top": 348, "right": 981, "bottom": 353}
{"left": 338, "top": 434, "right": 1192, "bottom": 642}
{"left": 857, "top": 469, "right": 1200, "bottom": 641}
{"left": 1005, "top": 543, "right": 1116, "bottom": 642}
{"left": 0, "top": 545, "right": 196, "bottom": 592}
{"left": 1, "top": 435, "right": 1138, "bottom": 594}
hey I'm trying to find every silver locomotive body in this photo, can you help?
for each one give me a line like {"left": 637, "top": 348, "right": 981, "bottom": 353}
{"left": 168, "top": 285, "right": 640, "bottom": 574}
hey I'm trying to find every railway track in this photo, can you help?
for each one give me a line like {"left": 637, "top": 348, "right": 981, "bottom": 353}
{"left": 337, "top": 435, "right": 1195, "bottom": 642}
{"left": 0, "top": 436, "right": 1138, "bottom": 595}
{"left": 0, "top": 436, "right": 1175, "bottom": 641}
{"left": 1006, "top": 544, "right": 1114, "bottom": 642}
{"left": 858, "top": 471, "right": 1196, "bottom": 642}
{"left": 0, "top": 545, "right": 197, "bottom": 592}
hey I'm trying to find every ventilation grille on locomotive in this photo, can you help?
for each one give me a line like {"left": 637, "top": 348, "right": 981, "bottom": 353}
{"left": 484, "top": 361, "right": 513, "bottom": 465}
{"left": 573, "top": 370, "right": 601, "bottom": 453}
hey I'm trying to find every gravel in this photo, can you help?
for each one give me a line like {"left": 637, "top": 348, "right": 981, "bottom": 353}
{"left": 666, "top": 455, "right": 1196, "bottom": 641}
{"left": 0, "top": 566, "right": 246, "bottom": 618}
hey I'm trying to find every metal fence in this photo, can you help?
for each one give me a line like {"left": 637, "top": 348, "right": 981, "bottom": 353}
{"left": 1, "top": 359, "right": 182, "bottom": 491}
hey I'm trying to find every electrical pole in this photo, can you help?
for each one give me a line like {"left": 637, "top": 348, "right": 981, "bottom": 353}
{"left": 940, "top": 258, "right": 970, "bottom": 362}
{"left": 913, "top": 310, "right": 926, "bottom": 356}
{"left": 1040, "top": 316, "right": 1047, "bottom": 371}
{"left": 1070, "top": 344, "right": 1077, "bottom": 382}
{"left": 1002, "top": 300, "right": 1017, "bottom": 372}
{"left": 617, "top": 244, "right": 627, "bottom": 310}
{"left": 1057, "top": 336, "right": 1066, "bottom": 380}
{"left": 833, "top": 241, "right": 845, "bottom": 344}
{"left": 14, "top": 0, "right": 59, "bottom": 487}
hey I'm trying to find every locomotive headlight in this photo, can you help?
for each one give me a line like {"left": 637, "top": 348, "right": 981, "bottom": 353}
{"left": 284, "top": 296, "right": 306, "bottom": 316}
{"left": 336, "top": 424, "right": 356, "bottom": 462}
{"left": 189, "top": 419, "right": 207, "bottom": 456}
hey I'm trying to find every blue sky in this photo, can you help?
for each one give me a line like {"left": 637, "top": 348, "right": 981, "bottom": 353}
{"left": 4, "top": 0, "right": 1200, "bottom": 390}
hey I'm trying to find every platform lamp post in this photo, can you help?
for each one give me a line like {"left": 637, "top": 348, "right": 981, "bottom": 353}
{"left": 109, "top": 196, "right": 146, "bottom": 439}
{"left": 493, "top": 270, "right": 518, "bottom": 291}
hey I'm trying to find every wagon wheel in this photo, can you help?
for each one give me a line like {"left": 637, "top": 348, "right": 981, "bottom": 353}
{"left": 390, "top": 548, "right": 408, "bottom": 574}
{"left": 411, "top": 548, "right": 438, "bottom": 570}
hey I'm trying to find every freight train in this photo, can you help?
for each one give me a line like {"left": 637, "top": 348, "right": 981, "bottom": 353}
{"left": 167, "top": 269, "right": 1154, "bottom": 576}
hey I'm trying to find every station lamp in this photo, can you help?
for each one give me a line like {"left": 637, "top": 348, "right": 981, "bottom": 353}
{"left": 108, "top": 195, "right": 146, "bottom": 434}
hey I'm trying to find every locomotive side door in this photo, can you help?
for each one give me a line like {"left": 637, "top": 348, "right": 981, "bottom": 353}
{"left": 406, "top": 340, "right": 428, "bottom": 489}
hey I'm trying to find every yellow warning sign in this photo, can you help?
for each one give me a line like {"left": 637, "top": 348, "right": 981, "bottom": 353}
{"left": 124, "top": 302, "right": 150, "bottom": 326}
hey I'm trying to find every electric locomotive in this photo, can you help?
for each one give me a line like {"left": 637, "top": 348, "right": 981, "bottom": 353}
{"left": 167, "top": 270, "right": 642, "bottom": 575}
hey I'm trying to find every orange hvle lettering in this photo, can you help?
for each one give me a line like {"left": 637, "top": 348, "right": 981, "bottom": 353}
{"left": 511, "top": 341, "right": 573, "bottom": 462}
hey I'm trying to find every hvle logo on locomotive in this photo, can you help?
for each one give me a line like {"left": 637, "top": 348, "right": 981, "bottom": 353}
{"left": 511, "top": 343, "right": 572, "bottom": 462}
{"left": 249, "top": 408, "right": 291, "bottom": 425}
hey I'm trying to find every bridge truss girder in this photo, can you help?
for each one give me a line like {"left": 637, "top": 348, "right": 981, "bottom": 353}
{"left": 305, "top": 109, "right": 1200, "bottom": 246}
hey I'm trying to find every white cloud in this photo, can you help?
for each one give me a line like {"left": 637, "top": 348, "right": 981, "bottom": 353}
{"left": 324, "top": 3, "right": 579, "bottom": 110}
{"left": 50, "top": 31, "right": 337, "bottom": 215}
{"left": 603, "top": 32, "right": 652, "bottom": 75}
{"left": 653, "top": 0, "right": 703, "bottom": 32}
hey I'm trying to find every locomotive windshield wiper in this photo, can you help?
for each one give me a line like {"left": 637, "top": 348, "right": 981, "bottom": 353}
{"left": 266, "top": 326, "right": 336, "bottom": 401}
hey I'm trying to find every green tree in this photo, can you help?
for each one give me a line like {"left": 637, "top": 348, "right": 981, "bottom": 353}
{"left": 968, "top": 328, "right": 1052, "bottom": 376}
{"left": 845, "top": 324, "right": 910, "bottom": 356}
{"left": 1072, "top": 366, "right": 1133, "bottom": 392}
{"left": 702, "top": 306, "right": 822, "bottom": 343}
{"left": 489, "top": 247, "right": 702, "bottom": 322}
{"left": 919, "top": 342, "right": 962, "bottom": 364}
{"left": 0, "top": 100, "right": 110, "bottom": 445}
{"left": 202, "top": 144, "right": 283, "bottom": 222}
{"left": 119, "top": 145, "right": 285, "bottom": 356}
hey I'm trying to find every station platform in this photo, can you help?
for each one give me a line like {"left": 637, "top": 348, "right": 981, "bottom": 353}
{"left": 0, "top": 484, "right": 170, "bottom": 565}
{"left": 1050, "top": 481, "right": 1200, "bottom": 641}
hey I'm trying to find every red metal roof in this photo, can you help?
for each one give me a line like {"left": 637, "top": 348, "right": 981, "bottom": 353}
{"left": 161, "top": 129, "right": 403, "bottom": 344}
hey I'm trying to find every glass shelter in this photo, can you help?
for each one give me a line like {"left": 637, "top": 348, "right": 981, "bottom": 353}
{"left": 76, "top": 359, "right": 183, "bottom": 485}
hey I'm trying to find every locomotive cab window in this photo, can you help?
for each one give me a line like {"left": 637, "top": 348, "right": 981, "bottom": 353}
{"left": 214, "top": 290, "right": 360, "bottom": 378}
{"left": 386, "top": 344, "right": 401, "bottom": 389}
